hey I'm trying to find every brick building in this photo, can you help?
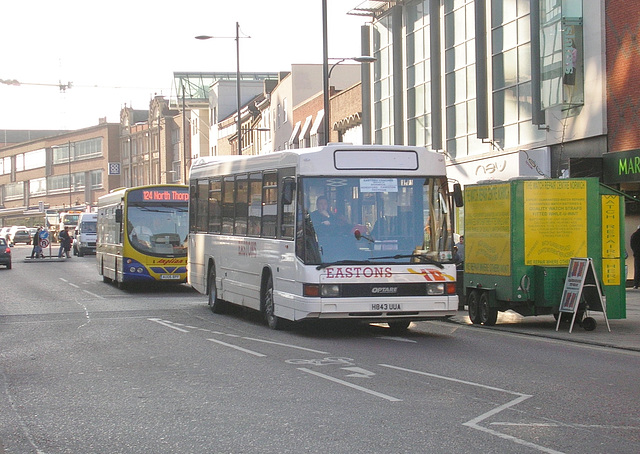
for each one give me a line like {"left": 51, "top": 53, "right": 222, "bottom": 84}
{"left": 0, "top": 122, "right": 120, "bottom": 227}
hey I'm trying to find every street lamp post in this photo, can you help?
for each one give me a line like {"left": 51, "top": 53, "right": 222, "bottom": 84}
{"left": 322, "top": 56, "right": 376, "bottom": 145}
{"left": 196, "top": 22, "right": 248, "bottom": 156}
{"left": 67, "top": 140, "right": 72, "bottom": 207}
{"left": 321, "top": 0, "right": 375, "bottom": 145}
{"left": 322, "top": 0, "right": 330, "bottom": 146}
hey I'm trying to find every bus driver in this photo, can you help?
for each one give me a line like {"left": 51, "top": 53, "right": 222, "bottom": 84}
{"left": 310, "top": 196, "right": 334, "bottom": 227}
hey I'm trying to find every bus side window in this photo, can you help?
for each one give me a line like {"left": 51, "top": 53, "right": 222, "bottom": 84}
{"left": 208, "top": 179, "right": 222, "bottom": 234}
{"left": 262, "top": 172, "right": 278, "bottom": 238}
{"left": 248, "top": 173, "right": 262, "bottom": 236}
{"left": 221, "top": 176, "right": 235, "bottom": 235}
{"left": 234, "top": 174, "right": 248, "bottom": 236}
{"left": 197, "top": 179, "right": 209, "bottom": 232}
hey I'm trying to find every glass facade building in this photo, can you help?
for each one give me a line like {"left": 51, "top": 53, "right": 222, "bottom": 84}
{"left": 355, "top": 0, "right": 598, "bottom": 184}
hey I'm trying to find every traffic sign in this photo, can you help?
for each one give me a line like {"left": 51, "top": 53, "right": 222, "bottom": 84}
{"left": 39, "top": 238, "right": 50, "bottom": 249}
{"left": 40, "top": 229, "right": 49, "bottom": 240}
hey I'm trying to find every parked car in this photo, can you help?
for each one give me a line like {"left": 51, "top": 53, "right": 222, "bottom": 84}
{"left": 9, "top": 226, "right": 31, "bottom": 245}
{"left": 0, "top": 238, "right": 11, "bottom": 269}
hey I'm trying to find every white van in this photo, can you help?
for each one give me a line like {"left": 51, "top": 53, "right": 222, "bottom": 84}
{"left": 73, "top": 213, "right": 97, "bottom": 256}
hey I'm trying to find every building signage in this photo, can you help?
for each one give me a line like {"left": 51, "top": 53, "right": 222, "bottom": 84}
{"left": 602, "top": 149, "right": 640, "bottom": 184}
{"left": 446, "top": 147, "right": 550, "bottom": 187}
{"left": 108, "top": 162, "right": 121, "bottom": 175}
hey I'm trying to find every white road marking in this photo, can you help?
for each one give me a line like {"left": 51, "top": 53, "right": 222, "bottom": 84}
{"left": 241, "top": 337, "right": 329, "bottom": 354}
{"left": 148, "top": 318, "right": 329, "bottom": 354}
{"left": 82, "top": 290, "right": 104, "bottom": 299}
{"left": 298, "top": 367, "right": 401, "bottom": 402}
{"left": 491, "top": 422, "right": 558, "bottom": 427}
{"left": 207, "top": 338, "right": 266, "bottom": 357}
{"left": 380, "top": 364, "right": 565, "bottom": 454}
{"left": 58, "top": 277, "right": 105, "bottom": 299}
{"left": 148, "top": 318, "right": 189, "bottom": 333}
{"left": 341, "top": 366, "right": 376, "bottom": 378}
{"left": 492, "top": 422, "right": 640, "bottom": 430}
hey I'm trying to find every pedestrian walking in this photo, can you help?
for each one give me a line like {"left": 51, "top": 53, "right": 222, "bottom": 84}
{"left": 630, "top": 225, "right": 640, "bottom": 288}
{"left": 58, "top": 227, "right": 72, "bottom": 259}
{"left": 30, "top": 227, "right": 43, "bottom": 259}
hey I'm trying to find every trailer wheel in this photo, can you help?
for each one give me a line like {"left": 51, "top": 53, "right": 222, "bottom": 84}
{"left": 467, "top": 290, "right": 481, "bottom": 324}
{"left": 582, "top": 317, "right": 597, "bottom": 331}
{"left": 479, "top": 292, "right": 498, "bottom": 326}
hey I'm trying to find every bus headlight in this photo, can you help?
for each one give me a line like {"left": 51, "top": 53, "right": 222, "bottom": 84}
{"left": 302, "top": 283, "right": 341, "bottom": 298}
{"left": 426, "top": 283, "right": 445, "bottom": 295}
{"left": 320, "top": 284, "right": 341, "bottom": 297}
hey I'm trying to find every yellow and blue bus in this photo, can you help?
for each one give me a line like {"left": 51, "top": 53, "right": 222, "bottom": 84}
{"left": 97, "top": 185, "right": 189, "bottom": 287}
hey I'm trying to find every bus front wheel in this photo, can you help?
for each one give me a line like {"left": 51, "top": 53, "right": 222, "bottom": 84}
{"left": 208, "top": 267, "right": 226, "bottom": 314}
{"left": 262, "top": 275, "right": 285, "bottom": 330}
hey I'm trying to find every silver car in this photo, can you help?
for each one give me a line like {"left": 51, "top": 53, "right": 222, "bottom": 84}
{"left": 10, "top": 228, "right": 32, "bottom": 245}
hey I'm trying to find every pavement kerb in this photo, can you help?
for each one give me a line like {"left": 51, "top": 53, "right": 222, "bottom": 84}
{"left": 445, "top": 316, "right": 640, "bottom": 353}
{"left": 448, "top": 288, "right": 640, "bottom": 353}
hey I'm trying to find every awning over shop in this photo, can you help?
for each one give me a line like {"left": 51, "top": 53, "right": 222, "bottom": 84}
{"left": 333, "top": 112, "right": 361, "bottom": 132}
{"left": 298, "top": 115, "right": 313, "bottom": 147}
{"left": 310, "top": 110, "right": 324, "bottom": 136}
{"left": 288, "top": 121, "right": 302, "bottom": 147}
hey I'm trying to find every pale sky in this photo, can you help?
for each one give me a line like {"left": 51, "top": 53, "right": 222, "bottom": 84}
{"left": 0, "top": 0, "right": 369, "bottom": 131}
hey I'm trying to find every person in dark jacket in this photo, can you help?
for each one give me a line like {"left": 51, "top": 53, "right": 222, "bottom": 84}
{"left": 630, "top": 225, "right": 640, "bottom": 288}
{"left": 58, "top": 227, "right": 71, "bottom": 259}
{"left": 30, "top": 227, "right": 43, "bottom": 259}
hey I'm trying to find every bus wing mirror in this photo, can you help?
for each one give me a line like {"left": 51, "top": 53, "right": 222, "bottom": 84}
{"left": 452, "top": 183, "right": 463, "bottom": 207}
{"left": 115, "top": 208, "right": 123, "bottom": 223}
{"left": 282, "top": 178, "right": 296, "bottom": 205}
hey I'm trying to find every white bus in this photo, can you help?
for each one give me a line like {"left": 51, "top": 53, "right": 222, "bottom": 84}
{"left": 188, "top": 144, "right": 462, "bottom": 330}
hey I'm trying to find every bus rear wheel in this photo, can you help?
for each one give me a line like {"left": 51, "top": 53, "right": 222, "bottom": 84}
{"left": 208, "top": 267, "right": 226, "bottom": 314}
{"left": 263, "top": 275, "right": 285, "bottom": 330}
